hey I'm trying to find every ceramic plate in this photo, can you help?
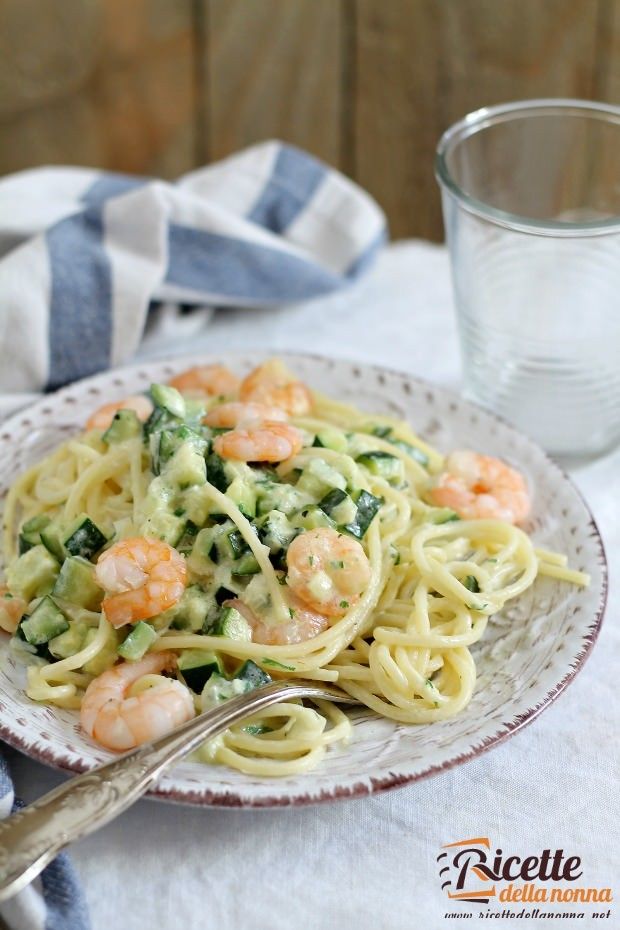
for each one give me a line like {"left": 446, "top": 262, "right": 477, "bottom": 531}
{"left": 0, "top": 353, "right": 607, "bottom": 807}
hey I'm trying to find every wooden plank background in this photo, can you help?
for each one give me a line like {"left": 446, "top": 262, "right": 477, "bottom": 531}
{"left": 0, "top": 0, "right": 617, "bottom": 240}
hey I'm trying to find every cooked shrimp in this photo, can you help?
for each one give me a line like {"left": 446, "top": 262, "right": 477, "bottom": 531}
{"left": 239, "top": 359, "right": 312, "bottom": 416}
{"left": 95, "top": 537, "right": 187, "bottom": 628}
{"left": 204, "top": 401, "right": 287, "bottom": 429}
{"left": 168, "top": 364, "right": 240, "bottom": 398}
{"left": 226, "top": 595, "right": 329, "bottom": 646}
{"left": 429, "top": 450, "right": 530, "bottom": 524}
{"left": 286, "top": 527, "right": 371, "bottom": 618}
{"left": 80, "top": 651, "right": 195, "bottom": 751}
{"left": 213, "top": 421, "right": 303, "bottom": 463}
{"left": 0, "top": 586, "right": 27, "bottom": 634}
{"left": 86, "top": 395, "right": 153, "bottom": 432}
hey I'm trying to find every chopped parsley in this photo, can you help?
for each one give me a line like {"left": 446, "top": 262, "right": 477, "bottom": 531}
{"left": 339, "top": 600, "right": 349, "bottom": 609}
{"left": 330, "top": 559, "right": 345, "bottom": 570}
{"left": 262, "top": 658, "right": 295, "bottom": 671}
{"left": 463, "top": 575, "right": 480, "bottom": 593}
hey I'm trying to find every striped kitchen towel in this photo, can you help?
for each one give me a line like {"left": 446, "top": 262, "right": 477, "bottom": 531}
{"left": 0, "top": 141, "right": 386, "bottom": 398}
{"left": 0, "top": 755, "right": 90, "bottom": 930}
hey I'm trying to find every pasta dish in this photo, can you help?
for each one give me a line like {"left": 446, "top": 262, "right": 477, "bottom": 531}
{"left": 0, "top": 359, "right": 589, "bottom": 776}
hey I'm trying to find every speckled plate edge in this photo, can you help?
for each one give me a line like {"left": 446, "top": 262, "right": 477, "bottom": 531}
{"left": 0, "top": 352, "right": 608, "bottom": 808}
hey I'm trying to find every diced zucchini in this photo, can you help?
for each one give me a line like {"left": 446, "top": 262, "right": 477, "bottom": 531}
{"left": 331, "top": 496, "right": 359, "bottom": 525}
{"left": 225, "top": 528, "right": 249, "bottom": 561}
{"left": 20, "top": 596, "right": 69, "bottom": 645}
{"left": 7, "top": 545, "right": 60, "bottom": 601}
{"left": 179, "top": 486, "right": 211, "bottom": 527}
{"left": 163, "top": 442, "right": 207, "bottom": 488}
{"left": 117, "top": 621, "right": 157, "bottom": 660}
{"left": 355, "top": 450, "right": 403, "bottom": 482}
{"left": 319, "top": 489, "right": 359, "bottom": 525}
{"left": 232, "top": 551, "right": 261, "bottom": 576}
{"left": 48, "top": 619, "right": 89, "bottom": 659}
{"left": 143, "top": 404, "right": 181, "bottom": 441}
{"left": 19, "top": 515, "right": 51, "bottom": 555}
{"left": 14, "top": 623, "right": 53, "bottom": 661}
{"left": 40, "top": 524, "right": 66, "bottom": 562}
{"left": 295, "top": 505, "right": 336, "bottom": 532}
{"left": 343, "top": 489, "right": 383, "bottom": 539}
{"left": 234, "top": 659, "right": 271, "bottom": 689}
{"left": 178, "top": 649, "right": 223, "bottom": 693}
{"left": 183, "top": 397, "right": 208, "bottom": 424}
{"left": 213, "top": 523, "right": 259, "bottom": 565}
{"left": 102, "top": 409, "right": 142, "bottom": 444}
{"left": 175, "top": 520, "right": 199, "bottom": 554}
{"left": 150, "top": 383, "right": 186, "bottom": 419}
{"left": 296, "top": 458, "right": 347, "bottom": 499}
{"left": 140, "top": 511, "right": 187, "bottom": 547}
{"left": 193, "top": 525, "right": 224, "bottom": 563}
{"left": 187, "top": 523, "right": 231, "bottom": 575}
{"left": 256, "top": 510, "right": 297, "bottom": 554}
{"left": 64, "top": 515, "right": 107, "bottom": 560}
{"left": 207, "top": 606, "right": 252, "bottom": 640}
{"left": 312, "top": 427, "right": 348, "bottom": 452}
{"left": 205, "top": 453, "right": 231, "bottom": 492}
{"left": 200, "top": 673, "right": 249, "bottom": 708}
{"left": 318, "top": 488, "right": 348, "bottom": 516}
{"left": 153, "top": 425, "right": 208, "bottom": 476}
{"left": 52, "top": 556, "right": 103, "bottom": 611}
{"left": 141, "top": 475, "right": 175, "bottom": 515}
{"left": 167, "top": 585, "right": 216, "bottom": 632}
{"left": 226, "top": 476, "right": 256, "bottom": 519}
{"left": 256, "top": 481, "right": 311, "bottom": 517}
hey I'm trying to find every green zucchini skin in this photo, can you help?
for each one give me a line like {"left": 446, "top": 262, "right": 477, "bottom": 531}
{"left": 20, "top": 596, "right": 69, "bottom": 645}
{"left": 64, "top": 516, "right": 107, "bottom": 561}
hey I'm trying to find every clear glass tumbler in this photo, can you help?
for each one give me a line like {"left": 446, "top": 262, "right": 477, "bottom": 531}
{"left": 435, "top": 99, "right": 620, "bottom": 460}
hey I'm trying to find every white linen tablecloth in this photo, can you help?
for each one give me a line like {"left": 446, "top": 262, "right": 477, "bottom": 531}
{"left": 7, "top": 241, "right": 619, "bottom": 930}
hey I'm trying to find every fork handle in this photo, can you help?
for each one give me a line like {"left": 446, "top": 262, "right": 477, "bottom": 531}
{"left": 0, "top": 680, "right": 338, "bottom": 900}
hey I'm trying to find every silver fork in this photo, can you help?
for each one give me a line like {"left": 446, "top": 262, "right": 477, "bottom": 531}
{"left": 0, "top": 681, "right": 356, "bottom": 901}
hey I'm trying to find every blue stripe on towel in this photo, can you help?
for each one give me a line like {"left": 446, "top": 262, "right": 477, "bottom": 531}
{"left": 0, "top": 755, "right": 13, "bottom": 802}
{"left": 40, "top": 855, "right": 91, "bottom": 930}
{"left": 81, "top": 173, "right": 147, "bottom": 207}
{"left": 166, "top": 224, "right": 341, "bottom": 302}
{"left": 248, "top": 147, "right": 326, "bottom": 232}
{"left": 46, "top": 209, "right": 112, "bottom": 389}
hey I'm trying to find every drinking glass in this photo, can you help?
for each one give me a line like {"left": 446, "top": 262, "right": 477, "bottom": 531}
{"left": 435, "top": 99, "right": 620, "bottom": 460}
